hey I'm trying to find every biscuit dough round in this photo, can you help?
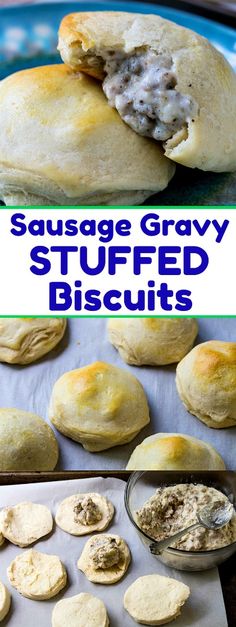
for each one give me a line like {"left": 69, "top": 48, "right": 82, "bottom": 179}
{"left": 56, "top": 493, "right": 114, "bottom": 535}
{"left": 108, "top": 318, "right": 198, "bottom": 365}
{"left": 0, "top": 581, "right": 11, "bottom": 621}
{"left": 77, "top": 534, "right": 131, "bottom": 584}
{"left": 7, "top": 549, "right": 67, "bottom": 600}
{"left": 0, "top": 65, "right": 174, "bottom": 207}
{"left": 124, "top": 574, "right": 190, "bottom": 625}
{"left": 0, "top": 408, "right": 59, "bottom": 471}
{"left": 49, "top": 361, "right": 150, "bottom": 452}
{"left": 126, "top": 432, "right": 225, "bottom": 470}
{"left": 52, "top": 592, "right": 109, "bottom": 627}
{"left": 176, "top": 341, "right": 236, "bottom": 428}
{"left": 0, "top": 533, "right": 4, "bottom": 547}
{"left": 0, "top": 502, "right": 53, "bottom": 547}
{"left": 0, "top": 318, "right": 66, "bottom": 365}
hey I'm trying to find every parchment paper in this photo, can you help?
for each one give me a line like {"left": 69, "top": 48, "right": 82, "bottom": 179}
{"left": 0, "top": 317, "right": 235, "bottom": 470}
{"left": 0, "top": 477, "right": 228, "bottom": 626}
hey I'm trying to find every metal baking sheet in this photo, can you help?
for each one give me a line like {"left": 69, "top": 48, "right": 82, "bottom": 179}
{"left": 0, "top": 476, "right": 228, "bottom": 626}
{"left": 0, "top": 317, "right": 235, "bottom": 470}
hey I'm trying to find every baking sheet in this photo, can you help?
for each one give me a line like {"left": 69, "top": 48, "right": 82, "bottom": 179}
{"left": 0, "top": 477, "right": 228, "bottom": 626}
{"left": 0, "top": 317, "right": 235, "bottom": 470}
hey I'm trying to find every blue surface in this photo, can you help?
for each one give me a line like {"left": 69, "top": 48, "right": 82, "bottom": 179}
{"left": 0, "top": 0, "right": 236, "bottom": 79}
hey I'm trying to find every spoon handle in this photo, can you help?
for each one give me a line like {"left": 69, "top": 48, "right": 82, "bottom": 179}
{"left": 149, "top": 522, "right": 200, "bottom": 555}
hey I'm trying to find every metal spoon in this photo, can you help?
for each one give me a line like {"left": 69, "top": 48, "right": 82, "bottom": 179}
{"left": 149, "top": 499, "right": 234, "bottom": 556}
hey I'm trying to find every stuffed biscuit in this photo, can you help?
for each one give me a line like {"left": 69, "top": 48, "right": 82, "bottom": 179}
{"left": 58, "top": 11, "right": 236, "bottom": 172}
{"left": 0, "top": 64, "right": 174, "bottom": 206}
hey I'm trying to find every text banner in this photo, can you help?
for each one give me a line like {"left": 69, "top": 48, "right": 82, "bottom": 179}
{"left": 0, "top": 207, "right": 235, "bottom": 316}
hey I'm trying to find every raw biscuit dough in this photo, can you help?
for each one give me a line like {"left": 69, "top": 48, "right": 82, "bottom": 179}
{"left": 0, "top": 581, "right": 11, "bottom": 621}
{"left": 52, "top": 592, "right": 109, "bottom": 627}
{"left": 56, "top": 493, "right": 114, "bottom": 535}
{"left": 77, "top": 533, "right": 131, "bottom": 583}
{"left": 124, "top": 574, "right": 190, "bottom": 625}
{"left": 7, "top": 549, "right": 67, "bottom": 600}
{"left": 0, "top": 502, "right": 53, "bottom": 547}
{"left": 126, "top": 432, "right": 226, "bottom": 470}
{"left": 0, "top": 408, "right": 59, "bottom": 471}
{"left": 58, "top": 11, "right": 236, "bottom": 172}
{"left": 49, "top": 361, "right": 150, "bottom": 452}
{"left": 108, "top": 317, "right": 198, "bottom": 365}
{"left": 0, "top": 65, "right": 174, "bottom": 206}
{"left": 176, "top": 341, "right": 236, "bottom": 428}
{"left": 0, "top": 318, "right": 66, "bottom": 364}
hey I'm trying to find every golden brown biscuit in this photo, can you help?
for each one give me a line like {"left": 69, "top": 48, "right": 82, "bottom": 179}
{"left": 58, "top": 11, "right": 236, "bottom": 172}
{"left": 108, "top": 317, "right": 198, "bottom": 365}
{"left": 0, "top": 65, "right": 174, "bottom": 206}
{"left": 0, "top": 408, "right": 59, "bottom": 470}
{"left": 49, "top": 361, "right": 150, "bottom": 451}
{"left": 0, "top": 318, "right": 66, "bottom": 364}
{"left": 176, "top": 341, "right": 236, "bottom": 428}
{"left": 126, "top": 432, "right": 226, "bottom": 470}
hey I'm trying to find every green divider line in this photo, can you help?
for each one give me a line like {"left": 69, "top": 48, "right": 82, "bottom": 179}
{"left": 2, "top": 205, "right": 236, "bottom": 210}
{"left": 0, "top": 315, "right": 236, "bottom": 319}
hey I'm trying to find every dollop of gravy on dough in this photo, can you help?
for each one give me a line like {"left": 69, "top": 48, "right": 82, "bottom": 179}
{"left": 89, "top": 536, "right": 120, "bottom": 569}
{"left": 73, "top": 497, "right": 103, "bottom": 526}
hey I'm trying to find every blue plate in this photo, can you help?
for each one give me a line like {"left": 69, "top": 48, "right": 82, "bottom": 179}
{"left": 0, "top": 1, "right": 235, "bottom": 205}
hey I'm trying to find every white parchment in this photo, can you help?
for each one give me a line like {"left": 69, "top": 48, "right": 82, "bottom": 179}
{"left": 0, "top": 477, "right": 228, "bottom": 626}
{"left": 0, "top": 317, "right": 235, "bottom": 470}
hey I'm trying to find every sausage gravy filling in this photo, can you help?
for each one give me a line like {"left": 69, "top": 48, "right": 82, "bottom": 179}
{"left": 73, "top": 496, "right": 102, "bottom": 526}
{"left": 136, "top": 483, "right": 236, "bottom": 551}
{"left": 89, "top": 536, "right": 121, "bottom": 569}
{"left": 103, "top": 50, "right": 198, "bottom": 141}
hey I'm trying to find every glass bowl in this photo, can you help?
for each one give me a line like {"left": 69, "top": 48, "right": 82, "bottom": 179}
{"left": 124, "top": 471, "right": 236, "bottom": 572}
